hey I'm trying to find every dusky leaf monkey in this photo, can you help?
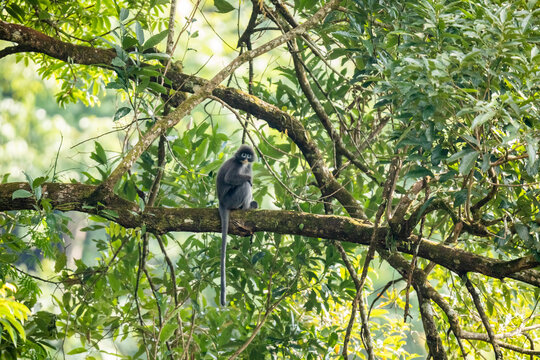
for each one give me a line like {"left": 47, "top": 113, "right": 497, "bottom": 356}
{"left": 216, "top": 145, "right": 258, "bottom": 306}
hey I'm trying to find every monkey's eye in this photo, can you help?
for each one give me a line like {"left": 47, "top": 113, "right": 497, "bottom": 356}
{"left": 241, "top": 153, "right": 247, "bottom": 158}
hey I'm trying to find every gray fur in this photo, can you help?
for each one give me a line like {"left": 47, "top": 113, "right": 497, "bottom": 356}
{"left": 216, "top": 145, "right": 258, "bottom": 306}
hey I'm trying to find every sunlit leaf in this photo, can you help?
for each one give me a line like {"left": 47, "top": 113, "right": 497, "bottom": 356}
{"left": 12, "top": 189, "right": 33, "bottom": 199}
{"left": 515, "top": 223, "right": 530, "bottom": 242}
{"left": 214, "top": 0, "right": 235, "bottom": 13}
{"left": 113, "top": 106, "right": 131, "bottom": 121}
{"left": 143, "top": 30, "right": 169, "bottom": 51}
{"left": 471, "top": 109, "right": 496, "bottom": 129}
{"left": 459, "top": 150, "right": 479, "bottom": 174}
{"left": 135, "top": 22, "right": 144, "bottom": 45}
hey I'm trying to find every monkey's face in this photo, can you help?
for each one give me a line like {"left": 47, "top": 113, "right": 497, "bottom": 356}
{"left": 236, "top": 150, "right": 254, "bottom": 164}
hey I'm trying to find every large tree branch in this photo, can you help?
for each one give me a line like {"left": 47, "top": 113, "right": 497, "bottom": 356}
{"left": 0, "top": 20, "right": 116, "bottom": 64}
{"left": 1, "top": 182, "right": 539, "bottom": 287}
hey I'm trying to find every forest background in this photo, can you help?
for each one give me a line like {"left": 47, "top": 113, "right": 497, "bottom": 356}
{"left": 0, "top": 0, "right": 539, "bottom": 359}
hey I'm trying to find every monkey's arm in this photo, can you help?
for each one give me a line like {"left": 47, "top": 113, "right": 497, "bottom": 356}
{"left": 223, "top": 165, "right": 252, "bottom": 185}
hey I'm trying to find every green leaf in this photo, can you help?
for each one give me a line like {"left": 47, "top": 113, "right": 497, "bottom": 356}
{"left": 405, "top": 165, "right": 434, "bottom": 180}
{"left": 333, "top": 30, "right": 359, "bottom": 39}
{"left": 415, "top": 197, "right": 435, "bottom": 221}
{"left": 12, "top": 189, "right": 33, "bottom": 200}
{"left": 119, "top": 8, "right": 129, "bottom": 22}
{"left": 160, "top": 322, "right": 178, "bottom": 342}
{"left": 68, "top": 347, "right": 88, "bottom": 355}
{"left": 453, "top": 189, "right": 468, "bottom": 207}
{"left": 214, "top": 0, "right": 235, "bottom": 13}
{"left": 123, "top": 179, "right": 138, "bottom": 201}
{"left": 135, "top": 76, "right": 151, "bottom": 94}
{"left": 55, "top": 252, "right": 67, "bottom": 273}
{"left": 24, "top": 172, "right": 34, "bottom": 188}
{"left": 515, "top": 223, "right": 530, "bottom": 241}
{"left": 194, "top": 139, "right": 209, "bottom": 166}
{"left": 111, "top": 57, "right": 126, "bottom": 67}
{"left": 133, "top": 67, "right": 163, "bottom": 78}
{"left": 32, "top": 176, "right": 47, "bottom": 188}
{"left": 527, "top": 141, "right": 537, "bottom": 164}
{"left": 122, "top": 35, "right": 139, "bottom": 50}
{"left": 34, "top": 184, "right": 42, "bottom": 201}
{"left": 142, "top": 53, "right": 171, "bottom": 61}
{"left": 6, "top": 4, "right": 25, "bottom": 22}
{"left": 431, "top": 145, "right": 448, "bottom": 166}
{"left": 459, "top": 150, "right": 479, "bottom": 174}
{"left": 5, "top": 314, "right": 26, "bottom": 342}
{"left": 91, "top": 142, "right": 107, "bottom": 165}
{"left": 251, "top": 251, "right": 266, "bottom": 264}
{"left": 147, "top": 81, "right": 168, "bottom": 95}
{"left": 471, "top": 110, "right": 496, "bottom": 129}
{"left": 143, "top": 30, "right": 169, "bottom": 51}
{"left": 100, "top": 209, "right": 119, "bottom": 219}
{"left": 135, "top": 22, "right": 144, "bottom": 45}
{"left": 526, "top": 140, "right": 538, "bottom": 176}
{"left": 113, "top": 107, "right": 131, "bottom": 121}
{"left": 446, "top": 149, "right": 469, "bottom": 163}
{"left": 105, "top": 80, "right": 126, "bottom": 90}
{"left": 0, "top": 319, "right": 17, "bottom": 346}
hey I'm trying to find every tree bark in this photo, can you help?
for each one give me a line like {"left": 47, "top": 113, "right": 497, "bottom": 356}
{"left": 1, "top": 182, "right": 538, "bottom": 288}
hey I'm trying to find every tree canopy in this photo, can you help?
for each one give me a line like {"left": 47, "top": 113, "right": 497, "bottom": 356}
{"left": 0, "top": 0, "right": 539, "bottom": 358}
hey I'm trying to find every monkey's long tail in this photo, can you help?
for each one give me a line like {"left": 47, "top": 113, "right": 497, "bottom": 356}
{"left": 219, "top": 206, "right": 229, "bottom": 306}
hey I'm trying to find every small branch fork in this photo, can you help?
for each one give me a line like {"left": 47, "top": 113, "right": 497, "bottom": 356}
{"left": 463, "top": 275, "right": 503, "bottom": 359}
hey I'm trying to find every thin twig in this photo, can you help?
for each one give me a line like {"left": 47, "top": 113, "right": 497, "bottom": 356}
{"left": 404, "top": 179, "right": 429, "bottom": 322}
{"left": 416, "top": 289, "right": 449, "bottom": 359}
{"left": 134, "top": 239, "right": 151, "bottom": 359}
{"left": 143, "top": 257, "right": 173, "bottom": 359}
{"left": 343, "top": 156, "right": 400, "bottom": 358}
{"left": 51, "top": 134, "right": 63, "bottom": 181}
{"left": 156, "top": 234, "right": 185, "bottom": 350}
{"left": 463, "top": 275, "right": 503, "bottom": 359}
{"left": 147, "top": 135, "right": 166, "bottom": 206}
{"left": 334, "top": 240, "right": 373, "bottom": 359}
{"left": 9, "top": 265, "right": 61, "bottom": 284}
{"left": 228, "top": 272, "right": 299, "bottom": 360}
{"left": 367, "top": 278, "right": 404, "bottom": 319}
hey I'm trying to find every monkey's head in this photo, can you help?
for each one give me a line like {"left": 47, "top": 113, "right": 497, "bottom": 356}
{"left": 234, "top": 145, "right": 256, "bottom": 165}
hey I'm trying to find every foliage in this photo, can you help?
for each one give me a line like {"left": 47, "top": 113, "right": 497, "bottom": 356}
{"left": 0, "top": 0, "right": 539, "bottom": 359}
{"left": 0, "top": 282, "right": 31, "bottom": 359}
